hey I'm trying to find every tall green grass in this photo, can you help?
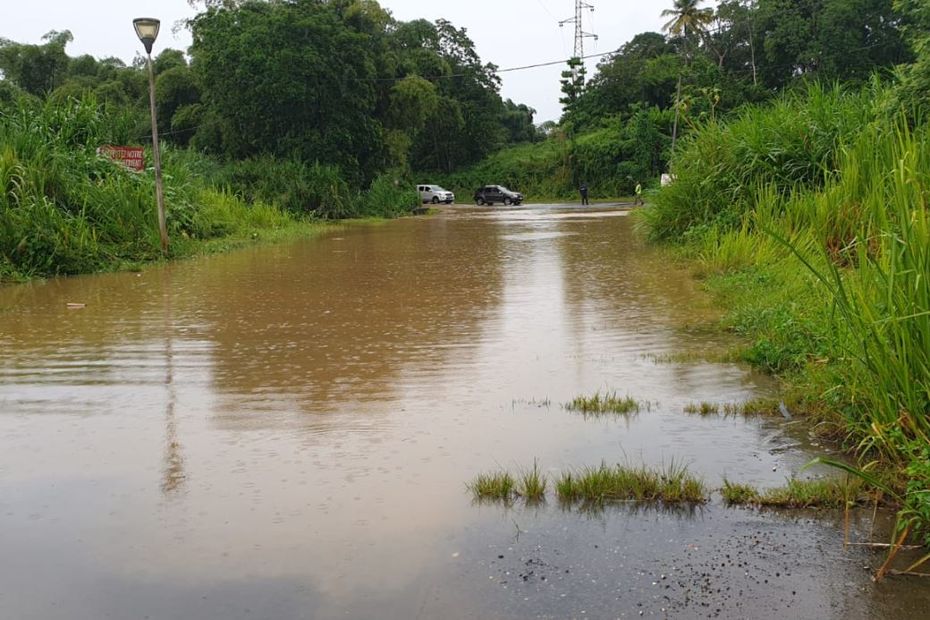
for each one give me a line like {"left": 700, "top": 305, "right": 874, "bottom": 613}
{"left": 786, "top": 122, "right": 930, "bottom": 457}
{"left": 643, "top": 81, "right": 930, "bottom": 550}
{"left": 0, "top": 96, "right": 306, "bottom": 279}
{"left": 641, "top": 83, "right": 877, "bottom": 241}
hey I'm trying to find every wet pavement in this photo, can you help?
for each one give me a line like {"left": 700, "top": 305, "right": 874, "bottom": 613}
{"left": 1, "top": 204, "right": 928, "bottom": 619}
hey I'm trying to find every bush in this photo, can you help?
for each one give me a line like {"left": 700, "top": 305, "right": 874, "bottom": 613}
{"left": 356, "top": 174, "right": 417, "bottom": 218}
{"left": 215, "top": 155, "right": 352, "bottom": 218}
{"left": 641, "top": 83, "right": 877, "bottom": 240}
{"left": 0, "top": 96, "right": 296, "bottom": 279}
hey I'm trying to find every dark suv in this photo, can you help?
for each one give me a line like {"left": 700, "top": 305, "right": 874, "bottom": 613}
{"left": 474, "top": 185, "right": 524, "bottom": 206}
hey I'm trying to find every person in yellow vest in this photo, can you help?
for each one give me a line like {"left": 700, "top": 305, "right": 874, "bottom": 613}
{"left": 634, "top": 182, "right": 644, "bottom": 205}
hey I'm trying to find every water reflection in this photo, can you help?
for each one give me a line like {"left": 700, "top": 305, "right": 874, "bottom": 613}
{"left": 161, "top": 281, "right": 186, "bottom": 497}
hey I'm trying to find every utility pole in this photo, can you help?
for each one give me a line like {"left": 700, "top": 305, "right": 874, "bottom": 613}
{"left": 559, "top": 1, "right": 597, "bottom": 82}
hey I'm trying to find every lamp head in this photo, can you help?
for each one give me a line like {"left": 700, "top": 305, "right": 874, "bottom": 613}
{"left": 133, "top": 18, "right": 161, "bottom": 55}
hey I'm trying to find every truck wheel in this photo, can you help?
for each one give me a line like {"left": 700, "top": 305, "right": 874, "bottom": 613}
{"left": 432, "top": 196, "right": 439, "bottom": 204}
{"left": 503, "top": 197, "right": 512, "bottom": 206}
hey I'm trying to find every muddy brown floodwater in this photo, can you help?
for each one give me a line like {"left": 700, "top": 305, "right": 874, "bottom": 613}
{"left": 1, "top": 204, "right": 929, "bottom": 619}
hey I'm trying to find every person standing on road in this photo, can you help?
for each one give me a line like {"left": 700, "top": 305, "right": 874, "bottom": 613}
{"left": 634, "top": 182, "right": 643, "bottom": 205}
{"left": 580, "top": 183, "right": 589, "bottom": 206}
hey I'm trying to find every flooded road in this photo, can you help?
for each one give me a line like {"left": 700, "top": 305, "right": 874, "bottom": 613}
{"left": 1, "top": 204, "right": 927, "bottom": 619}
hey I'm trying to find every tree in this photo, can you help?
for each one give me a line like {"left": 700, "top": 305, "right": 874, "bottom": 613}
{"left": 661, "top": 0, "right": 715, "bottom": 41}
{"left": 559, "top": 56, "right": 585, "bottom": 126}
{"left": 572, "top": 33, "right": 673, "bottom": 126}
{"left": 661, "top": 0, "right": 714, "bottom": 151}
{"left": 189, "top": 0, "right": 384, "bottom": 183}
{"left": 893, "top": 0, "right": 930, "bottom": 113}
{"left": 0, "top": 30, "right": 73, "bottom": 95}
{"left": 430, "top": 19, "right": 505, "bottom": 168}
{"left": 155, "top": 66, "right": 200, "bottom": 143}
{"left": 499, "top": 99, "right": 538, "bottom": 144}
{"left": 754, "top": 0, "right": 908, "bottom": 88}
{"left": 154, "top": 49, "right": 188, "bottom": 74}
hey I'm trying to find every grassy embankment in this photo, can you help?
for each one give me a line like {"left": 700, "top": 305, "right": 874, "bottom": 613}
{"left": 0, "top": 97, "right": 416, "bottom": 283}
{"left": 639, "top": 82, "right": 930, "bottom": 556}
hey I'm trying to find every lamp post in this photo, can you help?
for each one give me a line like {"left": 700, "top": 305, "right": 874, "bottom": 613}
{"left": 133, "top": 17, "right": 168, "bottom": 254}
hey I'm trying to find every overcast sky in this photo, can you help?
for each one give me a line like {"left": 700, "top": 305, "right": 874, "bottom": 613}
{"left": 1, "top": 0, "right": 674, "bottom": 122}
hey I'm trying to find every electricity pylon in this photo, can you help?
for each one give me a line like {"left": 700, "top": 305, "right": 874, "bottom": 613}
{"left": 559, "top": 0, "right": 597, "bottom": 67}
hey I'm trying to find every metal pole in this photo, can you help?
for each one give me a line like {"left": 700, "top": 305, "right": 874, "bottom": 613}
{"left": 574, "top": 0, "right": 584, "bottom": 59}
{"left": 146, "top": 53, "right": 168, "bottom": 254}
{"left": 671, "top": 74, "right": 682, "bottom": 153}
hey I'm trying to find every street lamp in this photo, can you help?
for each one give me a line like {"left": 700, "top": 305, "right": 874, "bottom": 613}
{"left": 133, "top": 17, "right": 168, "bottom": 254}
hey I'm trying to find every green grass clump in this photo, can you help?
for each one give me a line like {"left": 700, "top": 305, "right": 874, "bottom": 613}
{"left": 556, "top": 462, "right": 707, "bottom": 505}
{"left": 757, "top": 477, "right": 869, "bottom": 508}
{"left": 565, "top": 391, "right": 642, "bottom": 416}
{"left": 737, "top": 398, "right": 782, "bottom": 416}
{"left": 722, "top": 477, "right": 870, "bottom": 508}
{"left": 721, "top": 479, "right": 761, "bottom": 504}
{"left": 468, "top": 471, "right": 516, "bottom": 501}
{"left": 684, "top": 402, "right": 720, "bottom": 416}
{"left": 517, "top": 461, "right": 547, "bottom": 502}
{"left": 644, "top": 349, "right": 743, "bottom": 364}
{"left": 681, "top": 400, "right": 785, "bottom": 418}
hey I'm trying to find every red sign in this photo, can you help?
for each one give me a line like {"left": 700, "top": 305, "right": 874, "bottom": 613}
{"left": 97, "top": 146, "right": 145, "bottom": 172}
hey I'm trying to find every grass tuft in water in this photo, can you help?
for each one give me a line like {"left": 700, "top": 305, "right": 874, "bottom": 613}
{"left": 757, "top": 477, "right": 868, "bottom": 508}
{"left": 721, "top": 479, "right": 761, "bottom": 504}
{"left": 517, "top": 460, "right": 547, "bottom": 502}
{"left": 643, "top": 349, "right": 744, "bottom": 365}
{"left": 684, "top": 402, "right": 720, "bottom": 416}
{"left": 738, "top": 398, "right": 782, "bottom": 416}
{"left": 469, "top": 471, "right": 516, "bottom": 501}
{"left": 683, "top": 398, "right": 783, "bottom": 417}
{"left": 722, "top": 476, "right": 871, "bottom": 508}
{"left": 556, "top": 462, "right": 707, "bottom": 505}
{"left": 565, "top": 391, "right": 642, "bottom": 416}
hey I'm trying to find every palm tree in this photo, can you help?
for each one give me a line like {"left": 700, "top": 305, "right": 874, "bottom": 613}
{"left": 661, "top": 0, "right": 715, "bottom": 41}
{"left": 661, "top": 0, "right": 715, "bottom": 152}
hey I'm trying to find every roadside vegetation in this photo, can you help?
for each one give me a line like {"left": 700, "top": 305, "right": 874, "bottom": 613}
{"left": 0, "top": 97, "right": 304, "bottom": 280}
{"left": 636, "top": 0, "right": 930, "bottom": 573}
